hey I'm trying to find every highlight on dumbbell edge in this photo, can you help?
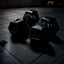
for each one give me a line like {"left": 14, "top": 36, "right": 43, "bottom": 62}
{"left": 30, "top": 16, "right": 59, "bottom": 41}
{"left": 23, "top": 10, "right": 39, "bottom": 27}
{"left": 41, "top": 16, "right": 59, "bottom": 35}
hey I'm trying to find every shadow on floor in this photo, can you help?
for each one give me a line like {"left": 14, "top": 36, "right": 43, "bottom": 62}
{"left": 11, "top": 34, "right": 63, "bottom": 56}
{"left": 11, "top": 35, "right": 27, "bottom": 44}
{"left": 30, "top": 35, "right": 62, "bottom": 56}
{"left": 49, "top": 35, "right": 62, "bottom": 44}
{"left": 30, "top": 40, "right": 55, "bottom": 56}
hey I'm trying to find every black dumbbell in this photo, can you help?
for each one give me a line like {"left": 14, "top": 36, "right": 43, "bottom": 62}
{"left": 23, "top": 10, "right": 39, "bottom": 28}
{"left": 8, "top": 10, "right": 39, "bottom": 39}
{"left": 41, "top": 16, "right": 59, "bottom": 35}
{"left": 29, "top": 24, "right": 43, "bottom": 41}
{"left": 29, "top": 23, "right": 48, "bottom": 41}
{"left": 30, "top": 16, "right": 59, "bottom": 41}
{"left": 8, "top": 18, "right": 28, "bottom": 39}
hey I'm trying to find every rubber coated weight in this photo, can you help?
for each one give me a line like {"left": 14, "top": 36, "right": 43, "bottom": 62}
{"left": 23, "top": 10, "right": 39, "bottom": 27}
{"left": 30, "top": 16, "right": 59, "bottom": 41}
{"left": 41, "top": 16, "right": 59, "bottom": 35}
{"left": 8, "top": 18, "right": 28, "bottom": 39}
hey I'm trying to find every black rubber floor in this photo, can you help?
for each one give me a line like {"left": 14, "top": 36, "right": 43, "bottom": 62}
{"left": 0, "top": 8, "right": 64, "bottom": 64}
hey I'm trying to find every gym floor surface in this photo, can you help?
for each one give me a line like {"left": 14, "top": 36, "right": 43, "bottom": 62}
{"left": 0, "top": 8, "right": 64, "bottom": 64}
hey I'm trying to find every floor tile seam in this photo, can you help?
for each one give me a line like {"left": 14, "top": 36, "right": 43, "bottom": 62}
{"left": 30, "top": 54, "right": 43, "bottom": 64}
{"left": 53, "top": 53, "right": 64, "bottom": 64}
{"left": 1, "top": 46, "right": 23, "bottom": 64}
{"left": 30, "top": 53, "right": 64, "bottom": 64}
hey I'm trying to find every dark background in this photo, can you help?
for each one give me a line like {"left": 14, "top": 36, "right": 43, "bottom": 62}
{"left": 0, "top": 0, "right": 64, "bottom": 64}
{"left": 0, "top": 0, "right": 64, "bottom": 8}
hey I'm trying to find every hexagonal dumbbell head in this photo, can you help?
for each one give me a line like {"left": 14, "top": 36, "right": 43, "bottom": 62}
{"left": 30, "top": 24, "right": 43, "bottom": 41}
{"left": 23, "top": 10, "right": 39, "bottom": 28}
{"left": 8, "top": 18, "right": 28, "bottom": 39}
{"left": 39, "top": 16, "right": 59, "bottom": 35}
{"left": 29, "top": 16, "right": 59, "bottom": 41}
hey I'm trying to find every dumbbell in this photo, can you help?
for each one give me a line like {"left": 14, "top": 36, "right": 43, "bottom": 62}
{"left": 29, "top": 23, "right": 48, "bottom": 41}
{"left": 29, "top": 24, "right": 44, "bottom": 41}
{"left": 23, "top": 10, "right": 39, "bottom": 28}
{"left": 30, "top": 16, "right": 59, "bottom": 41}
{"left": 8, "top": 10, "right": 39, "bottom": 38}
{"left": 8, "top": 18, "right": 28, "bottom": 39}
{"left": 41, "top": 16, "right": 59, "bottom": 35}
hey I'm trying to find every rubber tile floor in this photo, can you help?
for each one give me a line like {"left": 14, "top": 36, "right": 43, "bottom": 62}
{"left": 0, "top": 8, "right": 64, "bottom": 64}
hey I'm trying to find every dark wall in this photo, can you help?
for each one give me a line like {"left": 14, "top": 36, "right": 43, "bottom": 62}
{"left": 0, "top": 0, "right": 20, "bottom": 8}
{"left": 7, "top": 0, "right": 20, "bottom": 7}
{"left": 0, "top": 0, "right": 7, "bottom": 8}
{"left": 41, "top": 0, "right": 48, "bottom": 6}
{"left": 0, "top": 0, "right": 41, "bottom": 8}
{"left": 0, "top": 0, "right": 63, "bottom": 8}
